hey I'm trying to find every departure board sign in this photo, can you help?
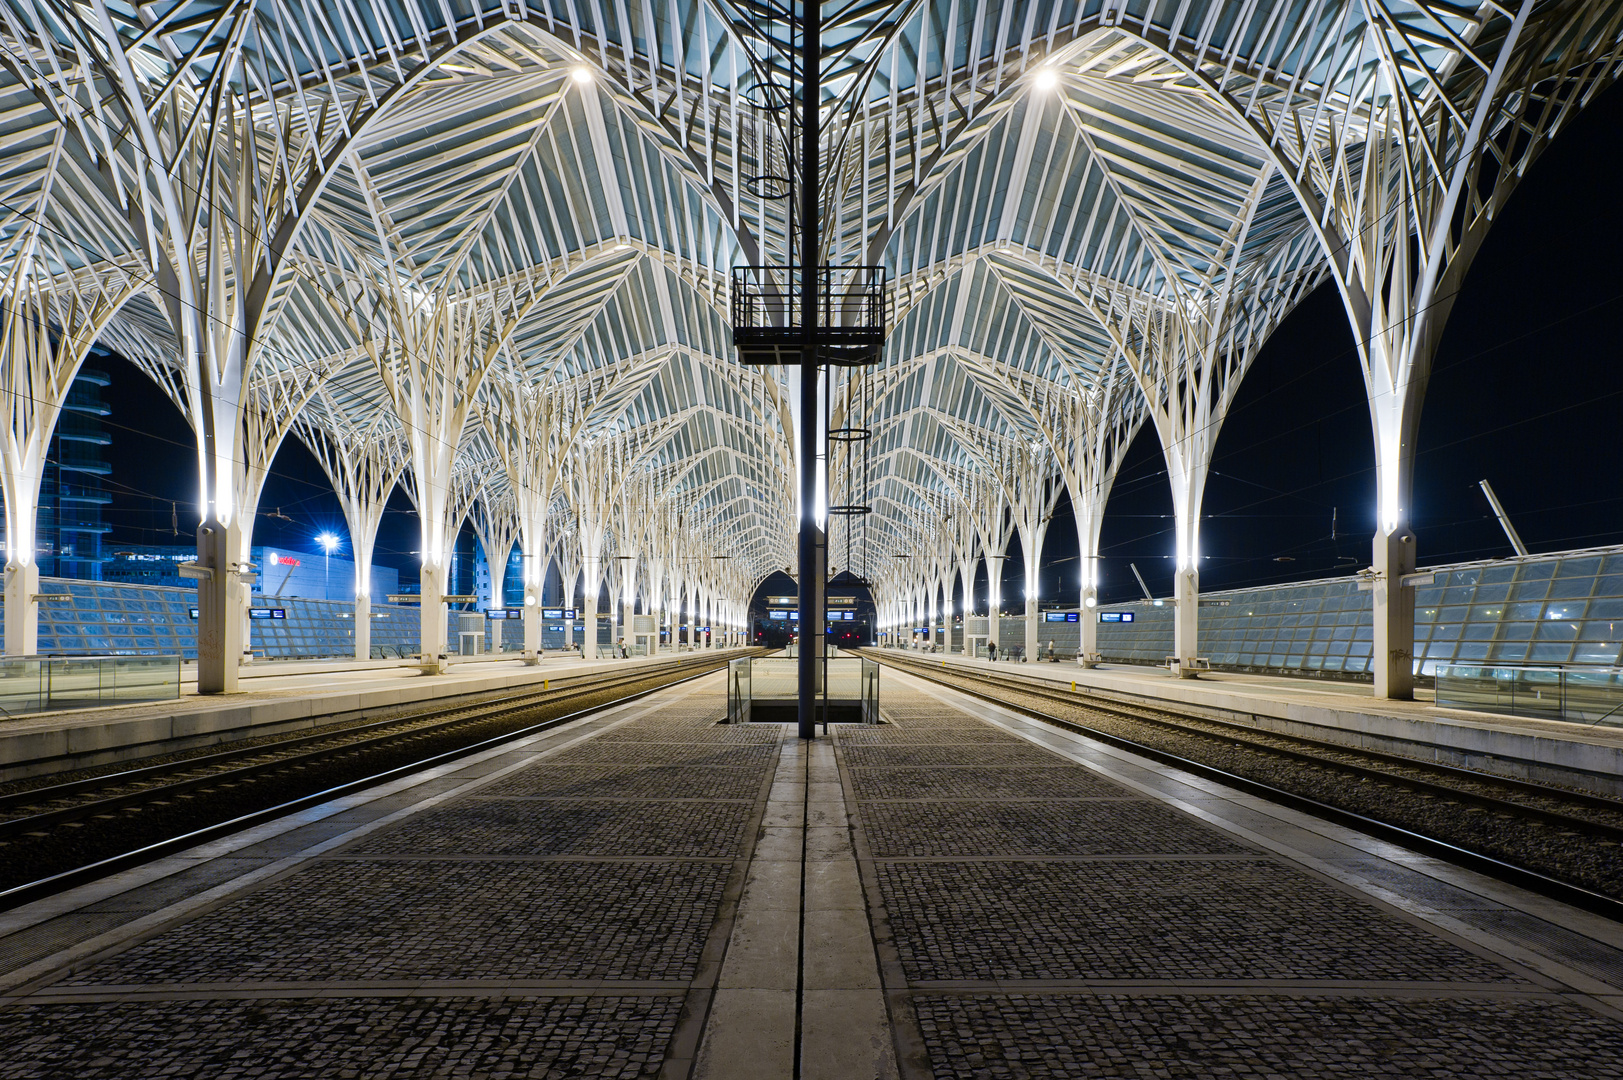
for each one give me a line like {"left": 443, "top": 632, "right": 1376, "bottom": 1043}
{"left": 1043, "top": 612, "right": 1080, "bottom": 623}
{"left": 1098, "top": 612, "right": 1135, "bottom": 623}
{"left": 767, "top": 610, "right": 790, "bottom": 620}
{"left": 248, "top": 608, "right": 286, "bottom": 620}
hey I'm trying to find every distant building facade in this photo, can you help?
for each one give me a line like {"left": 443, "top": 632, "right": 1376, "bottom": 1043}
{"left": 105, "top": 544, "right": 398, "bottom": 602}
{"left": 36, "top": 368, "right": 112, "bottom": 579}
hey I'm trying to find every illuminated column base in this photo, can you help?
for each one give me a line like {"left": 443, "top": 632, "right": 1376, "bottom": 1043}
{"left": 354, "top": 593, "right": 371, "bottom": 660}
{"left": 1078, "top": 585, "right": 1100, "bottom": 667}
{"left": 196, "top": 519, "right": 244, "bottom": 694}
{"left": 1172, "top": 566, "right": 1200, "bottom": 679}
{"left": 1372, "top": 527, "right": 1418, "bottom": 700}
{"left": 1025, "top": 596, "right": 1038, "bottom": 663}
{"left": 522, "top": 583, "right": 542, "bottom": 663}
{"left": 3, "top": 561, "right": 38, "bottom": 657}
{"left": 419, "top": 562, "right": 449, "bottom": 675}
{"left": 583, "top": 595, "right": 599, "bottom": 659}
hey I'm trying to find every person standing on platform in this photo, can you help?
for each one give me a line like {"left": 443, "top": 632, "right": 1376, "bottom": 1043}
{"left": 988, "top": 640, "right": 998, "bottom": 663}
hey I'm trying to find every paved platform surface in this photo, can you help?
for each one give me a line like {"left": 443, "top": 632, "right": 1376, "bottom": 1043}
{"left": 884, "top": 648, "right": 1623, "bottom": 797}
{"left": 1, "top": 668, "right": 1621, "bottom": 1077}
{"left": 0, "top": 648, "right": 741, "bottom": 781}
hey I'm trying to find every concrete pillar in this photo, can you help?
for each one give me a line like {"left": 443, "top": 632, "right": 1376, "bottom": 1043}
{"left": 354, "top": 593, "right": 371, "bottom": 660}
{"left": 1373, "top": 526, "right": 1418, "bottom": 699}
{"left": 986, "top": 554, "right": 1005, "bottom": 653}
{"left": 196, "top": 518, "right": 244, "bottom": 693}
{"left": 3, "top": 561, "right": 39, "bottom": 656}
{"left": 419, "top": 559, "right": 449, "bottom": 674}
{"left": 522, "top": 580, "right": 542, "bottom": 664}
{"left": 583, "top": 590, "right": 599, "bottom": 659}
{"left": 1078, "top": 583, "right": 1100, "bottom": 667}
{"left": 1173, "top": 565, "right": 1199, "bottom": 677}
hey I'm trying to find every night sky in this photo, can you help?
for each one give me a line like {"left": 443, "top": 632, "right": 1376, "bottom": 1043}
{"left": 91, "top": 80, "right": 1623, "bottom": 608}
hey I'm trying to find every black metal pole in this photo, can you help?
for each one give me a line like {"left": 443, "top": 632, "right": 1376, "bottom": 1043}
{"left": 796, "top": 0, "right": 820, "bottom": 741}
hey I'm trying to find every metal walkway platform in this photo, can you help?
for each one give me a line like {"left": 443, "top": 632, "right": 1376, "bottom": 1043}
{"left": 1, "top": 668, "right": 1620, "bottom": 1077}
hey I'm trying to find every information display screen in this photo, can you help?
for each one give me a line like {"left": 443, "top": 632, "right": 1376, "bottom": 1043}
{"left": 1098, "top": 612, "right": 1136, "bottom": 623}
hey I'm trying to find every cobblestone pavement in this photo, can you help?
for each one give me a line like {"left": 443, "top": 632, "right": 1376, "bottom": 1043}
{"left": 8, "top": 672, "right": 1623, "bottom": 1078}
{"left": 838, "top": 681, "right": 1623, "bottom": 1080}
{"left": 0, "top": 684, "right": 776, "bottom": 1080}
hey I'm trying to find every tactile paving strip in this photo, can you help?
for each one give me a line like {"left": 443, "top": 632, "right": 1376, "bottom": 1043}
{"left": 841, "top": 744, "right": 1063, "bottom": 768}
{"left": 857, "top": 799, "right": 1249, "bottom": 857}
{"left": 549, "top": 741, "right": 779, "bottom": 767}
{"left": 65, "top": 860, "right": 731, "bottom": 985}
{"left": 845, "top": 765, "right": 1126, "bottom": 801}
{"left": 874, "top": 860, "right": 1528, "bottom": 983}
{"left": 346, "top": 798, "right": 754, "bottom": 858}
{"left": 910, "top": 993, "right": 1623, "bottom": 1079}
{"left": 481, "top": 763, "right": 768, "bottom": 800}
{"left": 0, "top": 995, "right": 682, "bottom": 1080}
{"left": 838, "top": 727, "right": 1026, "bottom": 744}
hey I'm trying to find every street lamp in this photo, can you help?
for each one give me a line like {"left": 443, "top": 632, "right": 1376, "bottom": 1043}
{"left": 317, "top": 532, "right": 341, "bottom": 600}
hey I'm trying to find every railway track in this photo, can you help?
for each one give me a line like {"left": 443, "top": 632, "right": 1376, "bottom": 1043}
{"left": 0, "top": 651, "right": 750, "bottom": 908}
{"left": 869, "top": 650, "right": 1623, "bottom": 920}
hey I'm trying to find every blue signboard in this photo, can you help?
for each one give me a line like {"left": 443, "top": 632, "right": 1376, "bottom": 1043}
{"left": 1098, "top": 612, "right": 1135, "bottom": 623}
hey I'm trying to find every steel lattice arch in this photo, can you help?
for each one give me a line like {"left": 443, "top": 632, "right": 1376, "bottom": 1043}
{"left": 0, "top": 0, "right": 1619, "bottom": 691}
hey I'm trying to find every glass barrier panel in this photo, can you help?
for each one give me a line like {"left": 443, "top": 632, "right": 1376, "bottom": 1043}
{"left": 823, "top": 657, "right": 862, "bottom": 702}
{"left": 46, "top": 657, "right": 107, "bottom": 712}
{"left": 1435, "top": 663, "right": 1623, "bottom": 725}
{"left": 0, "top": 658, "right": 44, "bottom": 715}
{"left": 110, "top": 655, "right": 182, "bottom": 702}
{"left": 0, "top": 655, "right": 181, "bottom": 715}
{"left": 1563, "top": 668, "right": 1623, "bottom": 726}
{"left": 749, "top": 658, "right": 799, "bottom": 702}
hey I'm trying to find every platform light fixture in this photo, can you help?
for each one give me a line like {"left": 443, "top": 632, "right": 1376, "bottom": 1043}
{"left": 317, "top": 532, "right": 341, "bottom": 600}
{"left": 572, "top": 65, "right": 593, "bottom": 84}
{"left": 1033, "top": 66, "right": 1058, "bottom": 90}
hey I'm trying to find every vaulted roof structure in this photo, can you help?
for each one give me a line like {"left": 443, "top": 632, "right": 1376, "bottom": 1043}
{"left": 1, "top": 0, "right": 1620, "bottom": 656}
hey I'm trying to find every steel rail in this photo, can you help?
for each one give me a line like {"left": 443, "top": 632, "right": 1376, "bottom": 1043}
{"left": 869, "top": 651, "right": 1623, "bottom": 923}
{"left": 0, "top": 653, "right": 746, "bottom": 912}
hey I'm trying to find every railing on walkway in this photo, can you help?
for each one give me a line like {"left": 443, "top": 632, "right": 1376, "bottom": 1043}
{"left": 728, "top": 656, "right": 752, "bottom": 724}
{"left": 1434, "top": 664, "right": 1623, "bottom": 726}
{"left": 725, "top": 653, "right": 879, "bottom": 725}
{"left": 861, "top": 656, "right": 880, "bottom": 725}
{"left": 0, "top": 654, "right": 182, "bottom": 716}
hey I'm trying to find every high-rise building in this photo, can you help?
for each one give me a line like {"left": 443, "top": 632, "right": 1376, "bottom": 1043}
{"left": 37, "top": 367, "right": 112, "bottom": 580}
